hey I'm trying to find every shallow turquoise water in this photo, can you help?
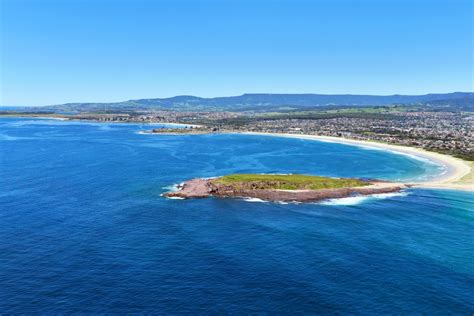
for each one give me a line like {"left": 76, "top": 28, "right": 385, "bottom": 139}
{"left": 0, "top": 118, "right": 473, "bottom": 313}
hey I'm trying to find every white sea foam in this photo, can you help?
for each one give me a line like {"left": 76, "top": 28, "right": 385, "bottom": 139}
{"left": 370, "top": 191, "right": 409, "bottom": 199}
{"left": 321, "top": 196, "right": 370, "bottom": 206}
{"left": 166, "top": 196, "right": 185, "bottom": 200}
{"left": 162, "top": 183, "right": 183, "bottom": 193}
{"left": 321, "top": 191, "right": 409, "bottom": 206}
{"left": 34, "top": 117, "right": 67, "bottom": 121}
{"left": 373, "top": 148, "right": 442, "bottom": 167}
{"left": 243, "top": 197, "right": 268, "bottom": 203}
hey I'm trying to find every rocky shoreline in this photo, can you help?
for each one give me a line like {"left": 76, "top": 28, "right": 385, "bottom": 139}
{"left": 164, "top": 178, "right": 407, "bottom": 203}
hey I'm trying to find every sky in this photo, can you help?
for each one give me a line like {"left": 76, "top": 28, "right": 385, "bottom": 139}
{"left": 0, "top": 0, "right": 472, "bottom": 106}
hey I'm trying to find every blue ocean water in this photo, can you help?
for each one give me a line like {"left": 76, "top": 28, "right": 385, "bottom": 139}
{"left": 0, "top": 117, "right": 473, "bottom": 314}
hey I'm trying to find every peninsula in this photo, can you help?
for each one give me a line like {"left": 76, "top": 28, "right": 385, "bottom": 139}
{"left": 164, "top": 174, "right": 407, "bottom": 202}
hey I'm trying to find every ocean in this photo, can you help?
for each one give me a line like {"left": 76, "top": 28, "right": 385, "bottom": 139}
{"left": 1, "top": 117, "right": 473, "bottom": 313}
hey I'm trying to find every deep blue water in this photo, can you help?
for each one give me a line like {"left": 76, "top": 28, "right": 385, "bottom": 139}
{"left": 1, "top": 118, "right": 473, "bottom": 314}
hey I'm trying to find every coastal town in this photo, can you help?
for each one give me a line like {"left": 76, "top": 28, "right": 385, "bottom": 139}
{"left": 231, "top": 111, "right": 474, "bottom": 161}
{"left": 18, "top": 108, "right": 471, "bottom": 160}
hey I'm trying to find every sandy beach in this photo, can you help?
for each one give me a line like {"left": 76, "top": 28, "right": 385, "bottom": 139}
{"left": 243, "top": 132, "right": 473, "bottom": 191}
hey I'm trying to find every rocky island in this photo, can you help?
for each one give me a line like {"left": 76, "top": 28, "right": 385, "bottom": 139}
{"left": 144, "top": 126, "right": 217, "bottom": 135}
{"left": 164, "top": 174, "right": 407, "bottom": 202}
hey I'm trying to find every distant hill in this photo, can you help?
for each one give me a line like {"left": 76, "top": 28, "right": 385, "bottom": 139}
{"left": 419, "top": 96, "right": 474, "bottom": 111}
{"left": 31, "top": 92, "right": 474, "bottom": 112}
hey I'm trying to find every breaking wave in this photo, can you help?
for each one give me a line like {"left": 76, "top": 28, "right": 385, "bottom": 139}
{"left": 162, "top": 183, "right": 183, "bottom": 193}
{"left": 321, "top": 191, "right": 409, "bottom": 206}
{"left": 243, "top": 197, "right": 268, "bottom": 203}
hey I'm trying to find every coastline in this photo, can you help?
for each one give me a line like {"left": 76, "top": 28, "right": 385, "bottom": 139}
{"left": 0, "top": 115, "right": 202, "bottom": 128}
{"left": 4, "top": 115, "right": 471, "bottom": 191}
{"left": 241, "top": 132, "right": 473, "bottom": 191}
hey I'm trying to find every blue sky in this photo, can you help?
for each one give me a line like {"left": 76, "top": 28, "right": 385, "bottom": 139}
{"left": 0, "top": 0, "right": 472, "bottom": 106}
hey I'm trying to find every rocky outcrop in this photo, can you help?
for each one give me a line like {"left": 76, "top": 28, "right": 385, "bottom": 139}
{"left": 164, "top": 178, "right": 406, "bottom": 202}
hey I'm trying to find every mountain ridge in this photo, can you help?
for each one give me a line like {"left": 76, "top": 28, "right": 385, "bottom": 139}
{"left": 12, "top": 92, "right": 474, "bottom": 112}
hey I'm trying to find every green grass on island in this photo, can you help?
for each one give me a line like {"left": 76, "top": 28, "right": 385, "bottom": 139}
{"left": 213, "top": 174, "right": 369, "bottom": 190}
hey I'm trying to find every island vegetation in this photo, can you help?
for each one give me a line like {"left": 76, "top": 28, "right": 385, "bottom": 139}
{"left": 214, "top": 174, "right": 368, "bottom": 190}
